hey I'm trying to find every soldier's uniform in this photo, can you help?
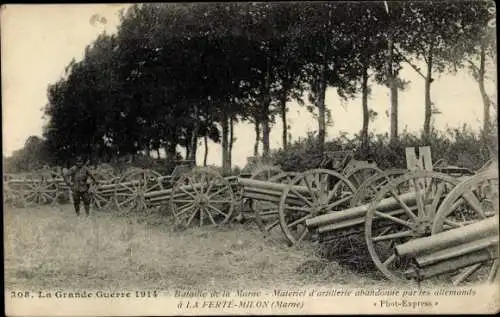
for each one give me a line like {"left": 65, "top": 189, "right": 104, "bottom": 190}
{"left": 65, "top": 159, "right": 96, "bottom": 215}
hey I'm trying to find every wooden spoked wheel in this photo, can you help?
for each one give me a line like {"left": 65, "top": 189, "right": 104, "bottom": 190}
{"left": 89, "top": 171, "right": 119, "bottom": 210}
{"left": 350, "top": 169, "right": 408, "bottom": 207}
{"left": 4, "top": 179, "right": 24, "bottom": 207}
{"left": 278, "top": 169, "right": 357, "bottom": 246}
{"left": 344, "top": 166, "right": 383, "bottom": 190}
{"left": 169, "top": 167, "right": 235, "bottom": 228}
{"left": 254, "top": 171, "right": 300, "bottom": 236}
{"left": 430, "top": 169, "right": 499, "bottom": 285}
{"left": 113, "top": 169, "right": 163, "bottom": 213}
{"left": 364, "top": 171, "right": 460, "bottom": 283}
{"left": 19, "top": 171, "right": 61, "bottom": 207}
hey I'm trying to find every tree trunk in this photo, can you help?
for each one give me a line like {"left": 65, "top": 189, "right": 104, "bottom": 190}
{"left": 156, "top": 148, "right": 161, "bottom": 160}
{"left": 478, "top": 44, "right": 491, "bottom": 132}
{"left": 315, "top": 60, "right": 327, "bottom": 154}
{"left": 261, "top": 56, "right": 272, "bottom": 159}
{"left": 360, "top": 63, "right": 370, "bottom": 158}
{"left": 221, "top": 112, "right": 230, "bottom": 176}
{"left": 423, "top": 44, "right": 434, "bottom": 142}
{"left": 390, "top": 76, "right": 399, "bottom": 143}
{"left": 165, "top": 142, "right": 177, "bottom": 162}
{"left": 189, "top": 106, "right": 200, "bottom": 162}
{"left": 387, "top": 38, "right": 398, "bottom": 143}
{"left": 144, "top": 146, "right": 150, "bottom": 158}
{"left": 316, "top": 7, "right": 332, "bottom": 155}
{"left": 317, "top": 83, "right": 327, "bottom": 155}
{"left": 164, "top": 145, "right": 169, "bottom": 160}
{"left": 262, "top": 117, "right": 270, "bottom": 158}
{"left": 229, "top": 116, "right": 234, "bottom": 170}
{"left": 280, "top": 92, "right": 288, "bottom": 150}
{"left": 203, "top": 134, "right": 208, "bottom": 167}
{"left": 254, "top": 121, "right": 260, "bottom": 157}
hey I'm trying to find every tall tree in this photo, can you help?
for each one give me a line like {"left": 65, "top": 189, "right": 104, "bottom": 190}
{"left": 396, "top": 1, "right": 491, "bottom": 141}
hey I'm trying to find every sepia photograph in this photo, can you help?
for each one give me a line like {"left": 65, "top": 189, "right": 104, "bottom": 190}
{"left": 2, "top": 1, "right": 499, "bottom": 315}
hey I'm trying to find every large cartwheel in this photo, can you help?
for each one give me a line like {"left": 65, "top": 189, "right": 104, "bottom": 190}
{"left": 113, "top": 168, "right": 163, "bottom": 213}
{"left": 427, "top": 168, "right": 499, "bottom": 285}
{"left": 16, "top": 169, "right": 63, "bottom": 207}
{"left": 169, "top": 167, "right": 236, "bottom": 229}
{"left": 350, "top": 169, "right": 408, "bottom": 207}
{"left": 343, "top": 163, "right": 382, "bottom": 190}
{"left": 278, "top": 169, "right": 357, "bottom": 246}
{"left": 364, "top": 171, "right": 461, "bottom": 282}
{"left": 88, "top": 168, "right": 120, "bottom": 210}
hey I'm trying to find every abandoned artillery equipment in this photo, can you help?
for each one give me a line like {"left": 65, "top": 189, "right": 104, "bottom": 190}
{"left": 396, "top": 216, "right": 499, "bottom": 285}
{"left": 305, "top": 170, "right": 464, "bottom": 282}
{"left": 5, "top": 173, "right": 64, "bottom": 207}
{"left": 168, "top": 167, "right": 237, "bottom": 228}
{"left": 4, "top": 146, "right": 498, "bottom": 286}
{"left": 277, "top": 169, "right": 358, "bottom": 246}
{"left": 306, "top": 192, "right": 419, "bottom": 231}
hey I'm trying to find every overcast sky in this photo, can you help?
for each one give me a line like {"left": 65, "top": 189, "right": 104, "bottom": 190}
{"left": 2, "top": 4, "right": 497, "bottom": 168}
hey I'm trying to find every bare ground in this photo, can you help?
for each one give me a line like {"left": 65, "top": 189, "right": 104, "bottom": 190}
{"left": 4, "top": 205, "right": 397, "bottom": 292}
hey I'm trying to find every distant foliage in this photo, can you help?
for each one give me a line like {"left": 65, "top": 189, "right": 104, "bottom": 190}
{"left": 37, "top": 1, "right": 493, "bottom": 172}
{"left": 270, "top": 126, "right": 493, "bottom": 172}
{"left": 3, "top": 136, "right": 53, "bottom": 173}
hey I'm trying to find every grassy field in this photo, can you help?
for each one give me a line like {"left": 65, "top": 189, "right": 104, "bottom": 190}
{"left": 3, "top": 204, "right": 399, "bottom": 292}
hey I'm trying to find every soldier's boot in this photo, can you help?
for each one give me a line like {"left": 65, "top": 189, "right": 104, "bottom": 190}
{"left": 84, "top": 204, "right": 90, "bottom": 216}
{"left": 74, "top": 203, "right": 80, "bottom": 216}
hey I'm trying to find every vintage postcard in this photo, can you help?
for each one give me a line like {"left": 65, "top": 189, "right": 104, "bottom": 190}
{"left": 2, "top": 2, "right": 499, "bottom": 316}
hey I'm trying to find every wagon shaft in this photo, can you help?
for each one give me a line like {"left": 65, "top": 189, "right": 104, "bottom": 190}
{"left": 395, "top": 216, "right": 499, "bottom": 257}
{"left": 306, "top": 192, "right": 418, "bottom": 229}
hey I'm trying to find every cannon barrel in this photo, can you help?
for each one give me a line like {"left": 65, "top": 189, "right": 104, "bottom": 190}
{"left": 404, "top": 249, "right": 496, "bottom": 280}
{"left": 147, "top": 192, "right": 193, "bottom": 203}
{"left": 395, "top": 216, "right": 499, "bottom": 257}
{"left": 306, "top": 192, "right": 417, "bottom": 229}
{"left": 415, "top": 236, "right": 498, "bottom": 267}
{"left": 243, "top": 191, "right": 305, "bottom": 206}
{"left": 238, "top": 178, "right": 314, "bottom": 194}
{"left": 317, "top": 208, "right": 410, "bottom": 233}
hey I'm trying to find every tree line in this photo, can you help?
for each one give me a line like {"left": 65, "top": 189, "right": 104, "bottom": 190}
{"left": 35, "top": 1, "right": 495, "bottom": 173}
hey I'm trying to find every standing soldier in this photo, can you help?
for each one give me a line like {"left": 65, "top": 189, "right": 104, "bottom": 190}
{"left": 64, "top": 156, "right": 97, "bottom": 216}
